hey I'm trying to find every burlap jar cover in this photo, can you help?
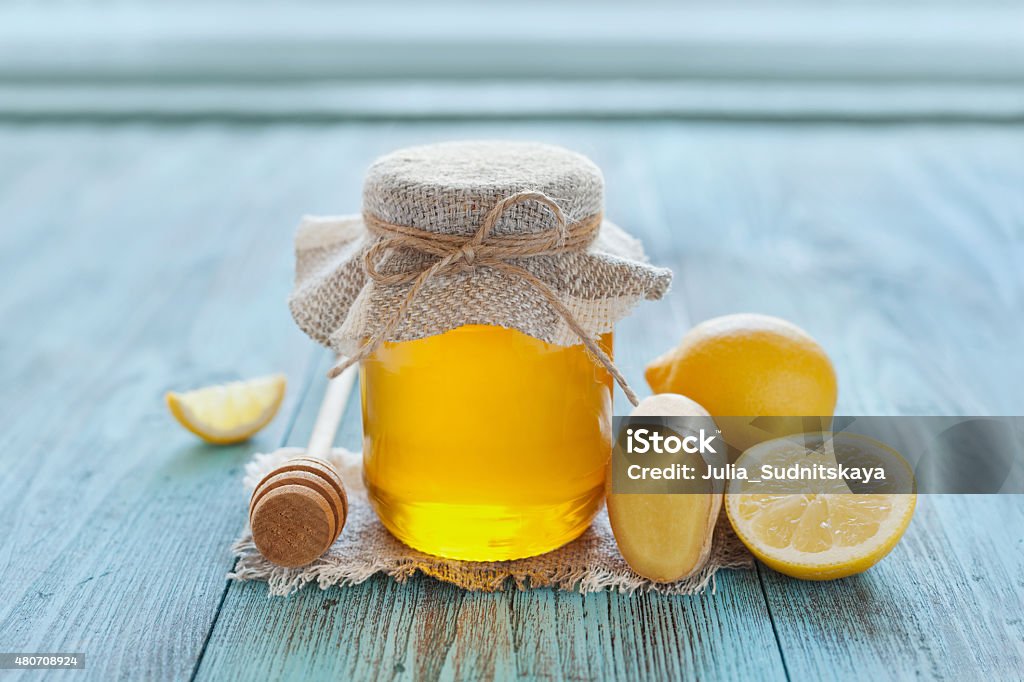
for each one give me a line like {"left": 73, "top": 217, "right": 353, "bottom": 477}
{"left": 230, "top": 141, "right": 752, "bottom": 594}
{"left": 289, "top": 140, "right": 673, "bottom": 403}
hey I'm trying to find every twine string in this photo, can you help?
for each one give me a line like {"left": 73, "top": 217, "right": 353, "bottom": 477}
{"left": 328, "top": 190, "right": 639, "bottom": 406}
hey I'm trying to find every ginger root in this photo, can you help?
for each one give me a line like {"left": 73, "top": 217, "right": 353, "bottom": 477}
{"left": 607, "top": 394, "right": 722, "bottom": 583}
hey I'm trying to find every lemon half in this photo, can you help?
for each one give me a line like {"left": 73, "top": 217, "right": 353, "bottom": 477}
{"left": 725, "top": 433, "right": 916, "bottom": 580}
{"left": 166, "top": 374, "right": 286, "bottom": 445}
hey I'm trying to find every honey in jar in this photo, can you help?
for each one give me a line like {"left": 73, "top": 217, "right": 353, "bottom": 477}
{"left": 361, "top": 325, "right": 613, "bottom": 560}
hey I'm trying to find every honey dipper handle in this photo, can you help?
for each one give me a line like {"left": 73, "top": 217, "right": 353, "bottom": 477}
{"left": 306, "top": 362, "right": 358, "bottom": 460}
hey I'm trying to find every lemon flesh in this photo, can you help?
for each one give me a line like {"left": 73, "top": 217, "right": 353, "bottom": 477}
{"left": 725, "top": 433, "right": 916, "bottom": 580}
{"left": 166, "top": 374, "right": 286, "bottom": 445}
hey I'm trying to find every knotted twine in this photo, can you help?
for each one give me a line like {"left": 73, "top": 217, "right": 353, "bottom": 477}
{"left": 326, "top": 190, "right": 641, "bottom": 406}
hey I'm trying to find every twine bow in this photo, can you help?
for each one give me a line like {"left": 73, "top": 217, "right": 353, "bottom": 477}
{"left": 328, "top": 191, "right": 640, "bottom": 406}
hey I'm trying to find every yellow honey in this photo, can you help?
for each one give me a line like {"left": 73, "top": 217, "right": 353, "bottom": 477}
{"left": 360, "top": 324, "right": 613, "bottom": 561}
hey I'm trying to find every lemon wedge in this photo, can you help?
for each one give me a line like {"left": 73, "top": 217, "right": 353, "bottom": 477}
{"left": 166, "top": 374, "right": 286, "bottom": 444}
{"left": 725, "top": 432, "right": 916, "bottom": 580}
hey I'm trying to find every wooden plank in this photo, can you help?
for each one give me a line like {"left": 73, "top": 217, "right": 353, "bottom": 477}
{"left": 9, "top": 82, "right": 1024, "bottom": 125}
{"left": 0, "top": 126, "right": 363, "bottom": 680}
{"left": 6, "top": 5, "right": 1024, "bottom": 85}
{"left": 5, "top": 120, "right": 1021, "bottom": 681}
{"left": 646, "top": 122, "right": 1024, "bottom": 678}
{"left": 758, "top": 495, "right": 1024, "bottom": 680}
{"left": 194, "top": 124, "right": 787, "bottom": 682}
{"left": 195, "top": 355, "right": 785, "bottom": 682}
{"left": 641, "top": 122, "right": 1024, "bottom": 415}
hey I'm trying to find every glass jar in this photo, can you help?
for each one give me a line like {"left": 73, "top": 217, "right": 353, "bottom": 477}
{"left": 360, "top": 324, "right": 613, "bottom": 561}
{"left": 289, "top": 141, "right": 673, "bottom": 560}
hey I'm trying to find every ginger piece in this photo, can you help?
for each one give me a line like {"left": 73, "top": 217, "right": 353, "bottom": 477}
{"left": 607, "top": 394, "right": 722, "bottom": 583}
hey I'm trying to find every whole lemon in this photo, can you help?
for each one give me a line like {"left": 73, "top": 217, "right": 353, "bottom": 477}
{"left": 645, "top": 314, "right": 837, "bottom": 451}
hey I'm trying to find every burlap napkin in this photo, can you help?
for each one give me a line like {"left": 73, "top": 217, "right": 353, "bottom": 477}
{"left": 228, "top": 448, "right": 752, "bottom": 596}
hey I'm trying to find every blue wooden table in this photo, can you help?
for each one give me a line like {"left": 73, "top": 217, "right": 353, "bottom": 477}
{"left": 1, "top": 121, "right": 1022, "bottom": 680}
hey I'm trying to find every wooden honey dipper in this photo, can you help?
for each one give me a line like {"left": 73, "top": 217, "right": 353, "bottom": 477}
{"left": 249, "top": 365, "right": 357, "bottom": 568}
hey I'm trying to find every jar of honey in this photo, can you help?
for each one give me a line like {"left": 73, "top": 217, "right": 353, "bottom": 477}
{"left": 289, "top": 141, "right": 671, "bottom": 560}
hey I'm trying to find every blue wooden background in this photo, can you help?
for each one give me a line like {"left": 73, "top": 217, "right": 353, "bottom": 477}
{"left": 1, "top": 121, "right": 1022, "bottom": 680}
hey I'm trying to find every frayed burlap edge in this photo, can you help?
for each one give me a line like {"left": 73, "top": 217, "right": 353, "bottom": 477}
{"left": 289, "top": 215, "right": 673, "bottom": 359}
{"left": 228, "top": 448, "right": 752, "bottom": 596}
